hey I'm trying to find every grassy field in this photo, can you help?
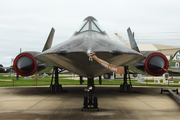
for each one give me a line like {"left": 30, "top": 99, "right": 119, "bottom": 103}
{"left": 0, "top": 73, "right": 180, "bottom": 87}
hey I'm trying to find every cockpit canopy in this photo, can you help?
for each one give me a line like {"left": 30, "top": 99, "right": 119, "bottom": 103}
{"left": 76, "top": 16, "right": 105, "bottom": 33}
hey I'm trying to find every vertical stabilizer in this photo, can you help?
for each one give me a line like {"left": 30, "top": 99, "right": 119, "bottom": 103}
{"left": 42, "top": 28, "right": 55, "bottom": 52}
{"left": 127, "top": 27, "right": 140, "bottom": 52}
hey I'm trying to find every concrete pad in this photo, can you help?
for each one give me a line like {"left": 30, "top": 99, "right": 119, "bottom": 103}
{"left": 0, "top": 85, "right": 180, "bottom": 119}
{"left": 30, "top": 101, "right": 63, "bottom": 110}
{"left": 0, "top": 101, "right": 37, "bottom": 110}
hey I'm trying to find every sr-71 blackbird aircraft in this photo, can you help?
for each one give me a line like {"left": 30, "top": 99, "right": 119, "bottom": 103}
{"left": 13, "top": 16, "right": 169, "bottom": 109}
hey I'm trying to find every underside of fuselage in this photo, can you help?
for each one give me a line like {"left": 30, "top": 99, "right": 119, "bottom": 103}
{"left": 36, "top": 51, "right": 144, "bottom": 77}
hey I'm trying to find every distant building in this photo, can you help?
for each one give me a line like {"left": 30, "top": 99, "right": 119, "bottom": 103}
{"left": 137, "top": 44, "right": 180, "bottom": 60}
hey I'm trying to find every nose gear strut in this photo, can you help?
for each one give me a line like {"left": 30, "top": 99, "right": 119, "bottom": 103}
{"left": 82, "top": 78, "right": 99, "bottom": 111}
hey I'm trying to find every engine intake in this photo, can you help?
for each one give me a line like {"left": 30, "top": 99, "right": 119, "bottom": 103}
{"left": 145, "top": 53, "right": 168, "bottom": 76}
{"left": 13, "top": 53, "right": 37, "bottom": 76}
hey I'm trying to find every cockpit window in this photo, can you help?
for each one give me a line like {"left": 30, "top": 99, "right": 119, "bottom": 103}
{"left": 92, "top": 21, "right": 100, "bottom": 32}
{"left": 80, "top": 22, "right": 89, "bottom": 32}
{"left": 77, "top": 20, "right": 88, "bottom": 32}
{"left": 93, "top": 20, "right": 104, "bottom": 32}
{"left": 76, "top": 19, "right": 104, "bottom": 33}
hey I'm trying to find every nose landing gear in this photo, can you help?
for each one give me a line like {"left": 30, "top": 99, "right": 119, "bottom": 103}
{"left": 82, "top": 78, "right": 99, "bottom": 111}
{"left": 82, "top": 86, "right": 99, "bottom": 111}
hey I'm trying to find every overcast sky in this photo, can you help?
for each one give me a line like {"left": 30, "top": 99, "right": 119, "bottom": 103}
{"left": 1, "top": 0, "right": 180, "bottom": 67}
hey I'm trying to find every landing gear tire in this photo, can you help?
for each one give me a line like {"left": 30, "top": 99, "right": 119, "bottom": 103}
{"left": 93, "top": 97, "right": 98, "bottom": 108}
{"left": 83, "top": 97, "right": 88, "bottom": 108}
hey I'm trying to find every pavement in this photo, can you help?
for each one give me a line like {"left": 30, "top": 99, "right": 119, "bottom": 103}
{"left": 0, "top": 85, "right": 180, "bottom": 120}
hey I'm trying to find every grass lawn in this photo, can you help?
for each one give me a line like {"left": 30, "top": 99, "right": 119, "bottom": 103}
{"left": 0, "top": 73, "right": 180, "bottom": 87}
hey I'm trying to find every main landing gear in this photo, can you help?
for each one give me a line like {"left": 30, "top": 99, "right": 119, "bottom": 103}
{"left": 80, "top": 76, "right": 84, "bottom": 84}
{"left": 119, "top": 66, "right": 132, "bottom": 92}
{"left": 50, "top": 67, "right": 64, "bottom": 92}
{"left": 82, "top": 78, "right": 99, "bottom": 111}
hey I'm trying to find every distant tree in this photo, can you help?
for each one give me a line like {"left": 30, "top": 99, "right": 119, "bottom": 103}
{"left": 0, "top": 64, "right": 3, "bottom": 67}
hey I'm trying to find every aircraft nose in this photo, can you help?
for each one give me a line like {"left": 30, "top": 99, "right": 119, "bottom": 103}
{"left": 56, "top": 35, "right": 120, "bottom": 55}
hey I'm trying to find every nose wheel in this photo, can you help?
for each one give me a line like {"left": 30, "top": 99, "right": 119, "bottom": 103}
{"left": 82, "top": 86, "right": 99, "bottom": 111}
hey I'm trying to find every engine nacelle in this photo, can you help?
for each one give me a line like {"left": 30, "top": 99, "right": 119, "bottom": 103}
{"left": 13, "top": 52, "right": 48, "bottom": 76}
{"left": 130, "top": 51, "right": 169, "bottom": 76}
{"left": 144, "top": 52, "right": 169, "bottom": 76}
